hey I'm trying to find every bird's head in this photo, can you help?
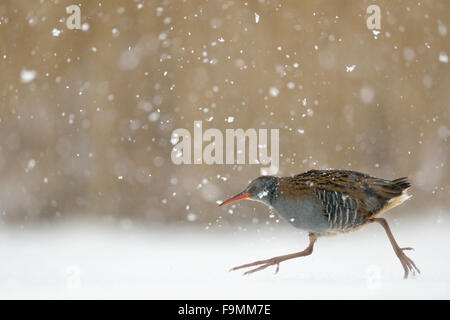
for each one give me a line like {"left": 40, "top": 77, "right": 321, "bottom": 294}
{"left": 219, "top": 176, "right": 279, "bottom": 207}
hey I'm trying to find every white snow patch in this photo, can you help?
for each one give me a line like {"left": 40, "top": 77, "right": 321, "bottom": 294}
{"left": 52, "top": 28, "right": 61, "bottom": 37}
{"left": 269, "top": 87, "right": 279, "bottom": 97}
{"left": 346, "top": 65, "right": 356, "bottom": 72}
{"left": 148, "top": 112, "right": 160, "bottom": 122}
{"left": 254, "top": 12, "right": 260, "bottom": 24}
{"left": 81, "top": 23, "right": 90, "bottom": 32}
{"left": 187, "top": 213, "right": 197, "bottom": 222}
{"left": 20, "top": 69, "right": 37, "bottom": 83}
{"left": 0, "top": 218, "right": 448, "bottom": 299}
{"left": 257, "top": 190, "right": 269, "bottom": 199}
{"left": 438, "top": 21, "right": 447, "bottom": 37}
{"left": 438, "top": 52, "right": 448, "bottom": 63}
{"left": 25, "top": 159, "right": 36, "bottom": 173}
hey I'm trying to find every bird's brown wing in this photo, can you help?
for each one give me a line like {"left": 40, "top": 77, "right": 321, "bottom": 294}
{"left": 286, "top": 170, "right": 411, "bottom": 220}
{"left": 313, "top": 187, "right": 362, "bottom": 230}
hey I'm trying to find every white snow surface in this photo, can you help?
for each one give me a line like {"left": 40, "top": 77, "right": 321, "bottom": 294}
{"left": 0, "top": 214, "right": 449, "bottom": 299}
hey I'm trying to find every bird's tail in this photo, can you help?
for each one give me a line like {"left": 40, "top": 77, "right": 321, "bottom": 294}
{"left": 385, "top": 177, "right": 412, "bottom": 209}
{"left": 391, "top": 177, "right": 411, "bottom": 190}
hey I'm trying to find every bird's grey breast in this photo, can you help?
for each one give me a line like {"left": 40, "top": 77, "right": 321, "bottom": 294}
{"left": 271, "top": 195, "right": 330, "bottom": 234}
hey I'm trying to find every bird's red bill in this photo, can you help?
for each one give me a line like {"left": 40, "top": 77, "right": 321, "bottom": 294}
{"left": 219, "top": 192, "right": 250, "bottom": 207}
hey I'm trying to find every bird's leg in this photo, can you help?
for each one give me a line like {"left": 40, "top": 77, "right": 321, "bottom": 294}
{"left": 370, "top": 217, "right": 420, "bottom": 279}
{"left": 230, "top": 235, "right": 317, "bottom": 275}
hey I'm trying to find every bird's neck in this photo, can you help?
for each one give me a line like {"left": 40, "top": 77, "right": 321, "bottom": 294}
{"left": 265, "top": 178, "right": 279, "bottom": 206}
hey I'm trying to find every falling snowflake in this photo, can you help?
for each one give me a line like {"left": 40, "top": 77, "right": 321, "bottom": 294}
{"left": 20, "top": 69, "right": 37, "bottom": 83}
{"left": 254, "top": 13, "right": 260, "bottom": 24}
{"left": 439, "top": 52, "right": 448, "bottom": 63}
{"left": 52, "top": 28, "right": 61, "bottom": 37}
{"left": 346, "top": 65, "right": 356, "bottom": 72}
{"left": 269, "top": 87, "right": 279, "bottom": 97}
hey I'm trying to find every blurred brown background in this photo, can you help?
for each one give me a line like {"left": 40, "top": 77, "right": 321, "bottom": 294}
{"left": 0, "top": 0, "right": 448, "bottom": 227}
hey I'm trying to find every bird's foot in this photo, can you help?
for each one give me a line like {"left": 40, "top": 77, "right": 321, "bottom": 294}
{"left": 396, "top": 247, "right": 420, "bottom": 279}
{"left": 229, "top": 236, "right": 316, "bottom": 276}
{"left": 229, "top": 257, "right": 284, "bottom": 275}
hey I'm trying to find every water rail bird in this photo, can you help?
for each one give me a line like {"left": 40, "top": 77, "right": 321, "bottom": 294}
{"left": 219, "top": 169, "right": 420, "bottom": 279}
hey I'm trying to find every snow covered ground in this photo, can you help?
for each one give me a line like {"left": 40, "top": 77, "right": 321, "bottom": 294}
{"left": 0, "top": 212, "right": 449, "bottom": 299}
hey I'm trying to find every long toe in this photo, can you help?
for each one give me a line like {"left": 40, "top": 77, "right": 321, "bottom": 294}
{"left": 399, "top": 251, "right": 420, "bottom": 279}
{"left": 243, "top": 263, "right": 272, "bottom": 275}
{"left": 229, "top": 258, "right": 272, "bottom": 272}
